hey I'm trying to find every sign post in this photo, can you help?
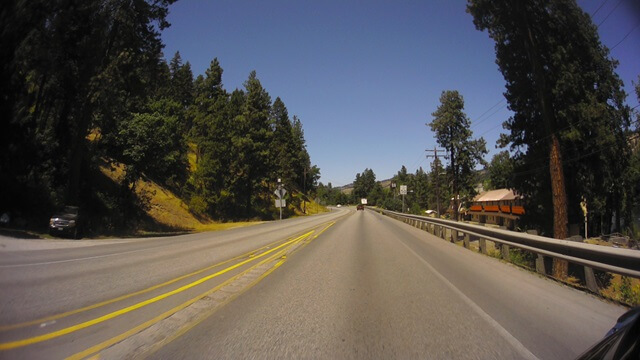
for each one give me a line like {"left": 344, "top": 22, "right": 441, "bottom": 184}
{"left": 400, "top": 185, "right": 407, "bottom": 213}
{"left": 275, "top": 179, "right": 287, "bottom": 220}
{"left": 580, "top": 198, "right": 588, "bottom": 240}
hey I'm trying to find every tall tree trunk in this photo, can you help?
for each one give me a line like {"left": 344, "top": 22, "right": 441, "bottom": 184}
{"left": 549, "top": 134, "right": 569, "bottom": 277}
{"left": 522, "top": 8, "right": 569, "bottom": 278}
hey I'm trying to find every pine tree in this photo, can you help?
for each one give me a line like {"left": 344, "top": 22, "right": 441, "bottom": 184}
{"left": 468, "top": 0, "right": 631, "bottom": 277}
{"left": 235, "top": 71, "right": 273, "bottom": 215}
{"left": 271, "top": 97, "right": 296, "bottom": 186}
{"left": 429, "top": 90, "right": 487, "bottom": 220}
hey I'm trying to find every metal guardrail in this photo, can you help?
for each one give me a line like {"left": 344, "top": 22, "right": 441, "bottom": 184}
{"left": 372, "top": 208, "right": 640, "bottom": 281}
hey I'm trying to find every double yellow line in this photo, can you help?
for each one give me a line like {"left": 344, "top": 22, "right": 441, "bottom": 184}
{"left": 0, "top": 221, "right": 335, "bottom": 352}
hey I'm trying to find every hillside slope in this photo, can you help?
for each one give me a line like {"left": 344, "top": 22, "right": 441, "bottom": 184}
{"left": 98, "top": 161, "right": 259, "bottom": 232}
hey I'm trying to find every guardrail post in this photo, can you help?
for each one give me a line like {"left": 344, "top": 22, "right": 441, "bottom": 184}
{"left": 584, "top": 266, "right": 599, "bottom": 293}
{"left": 501, "top": 244, "right": 510, "bottom": 260}
{"left": 479, "top": 238, "right": 487, "bottom": 254}
{"left": 535, "top": 254, "right": 546, "bottom": 275}
{"left": 378, "top": 210, "right": 640, "bottom": 281}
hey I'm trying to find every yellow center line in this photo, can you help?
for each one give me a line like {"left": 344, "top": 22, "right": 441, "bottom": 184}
{"left": 0, "top": 225, "right": 326, "bottom": 332}
{"left": 73, "top": 220, "right": 337, "bottom": 360}
{"left": 66, "top": 243, "right": 296, "bottom": 360}
{"left": 0, "top": 230, "right": 315, "bottom": 351}
{"left": 313, "top": 221, "right": 336, "bottom": 239}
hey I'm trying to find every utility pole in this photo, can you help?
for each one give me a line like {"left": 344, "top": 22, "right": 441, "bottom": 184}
{"left": 303, "top": 167, "right": 307, "bottom": 214}
{"left": 426, "top": 147, "right": 446, "bottom": 218}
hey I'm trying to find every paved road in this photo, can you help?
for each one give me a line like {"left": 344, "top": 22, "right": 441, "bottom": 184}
{"left": 152, "top": 209, "right": 626, "bottom": 360}
{"left": 0, "top": 208, "right": 627, "bottom": 359}
{"left": 0, "top": 209, "right": 346, "bottom": 359}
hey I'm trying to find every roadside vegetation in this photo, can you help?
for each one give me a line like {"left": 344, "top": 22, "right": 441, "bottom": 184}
{"left": 318, "top": 1, "right": 640, "bottom": 255}
{"left": 0, "top": 1, "right": 321, "bottom": 237}
{"left": 313, "top": 0, "right": 640, "bottom": 303}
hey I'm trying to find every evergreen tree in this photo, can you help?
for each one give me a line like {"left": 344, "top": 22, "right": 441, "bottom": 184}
{"left": 271, "top": 97, "right": 296, "bottom": 186}
{"left": 352, "top": 168, "right": 378, "bottom": 203}
{"left": 235, "top": 71, "right": 273, "bottom": 215}
{"left": 169, "top": 51, "right": 195, "bottom": 109}
{"left": 0, "top": 0, "right": 175, "bottom": 218}
{"left": 186, "top": 58, "right": 230, "bottom": 217}
{"left": 486, "top": 151, "right": 514, "bottom": 190}
{"left": 428, "top": 90, "right": 487, "bottom": 220}
{"left": 468, "top": 0, "right": 631, "bottom": 277}
{"left": 468, "top": 0, "right": 629, "bottom": 278}
{"left": 468, "top": 0, "right": 630, "bottom": 232}
{"left": 412, "top": 167, "right": 430, "bottom": 211}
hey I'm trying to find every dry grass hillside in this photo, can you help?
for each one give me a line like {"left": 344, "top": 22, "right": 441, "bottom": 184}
{"left": 99, "top": 161, "right": 259, "bottom": 232}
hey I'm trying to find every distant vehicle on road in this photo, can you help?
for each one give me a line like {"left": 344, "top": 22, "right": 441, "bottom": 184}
{"left": 357, "top": 204, "right": 364, "bottom": 211}
{"left": 49, "top": 206, "right": 82, "bottom": 239}
{"left": 336, "top": 204, "right": 342, "bottom": 208}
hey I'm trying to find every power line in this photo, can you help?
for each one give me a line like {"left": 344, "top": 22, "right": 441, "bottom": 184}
{"left": 472, "top": 99, "right": 504, "bottom": 125}
{"left": 511, "top": 144, "right": 615, "bottom": 179}
{"left": 591, "top": 0, "right": 610, "bottom": 17}
{"left": 478, "top": 121, "right": 504, "bottom": 138}
{"left": 410, "top": 151, "right": 427, "bottom": 169}
{"left": 610, "top": 21, "right": 640, "bottom": 50}
{"left": 473, "top": 103, "right": 508, "bottom": 132}
{"left": 597, "top": 0, "right": 623, "bottom": 28}
{"left": 474, "top": 104, "right": 508, "bottom": 129}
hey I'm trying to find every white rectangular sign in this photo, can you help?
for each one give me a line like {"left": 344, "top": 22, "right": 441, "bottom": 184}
{"left": 400, "top": 185, "right": 407, "bottom": 195}
{"left": 275, "top": 199, "right": 286, "bottom": 208}
{"left": 361, "top": 198, "right": 367, "bottom": 205}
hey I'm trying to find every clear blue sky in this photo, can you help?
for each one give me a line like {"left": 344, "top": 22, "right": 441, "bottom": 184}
{"left": 161, "top": 0, "right": 640, "bottom": 187}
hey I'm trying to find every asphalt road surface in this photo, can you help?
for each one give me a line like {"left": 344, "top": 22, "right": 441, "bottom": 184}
{"left": 0, "top": 208, "right": 628, "bottom": 359}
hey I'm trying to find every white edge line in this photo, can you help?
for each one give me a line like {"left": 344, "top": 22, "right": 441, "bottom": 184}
{"left": 396, "top": 239, "right": 540, "bottom": 360}
{"left": 0, "top": 248, "right": 150, "bottom": 268}
{"left": 1, "top": 212, "right": 348, "bottom": 268}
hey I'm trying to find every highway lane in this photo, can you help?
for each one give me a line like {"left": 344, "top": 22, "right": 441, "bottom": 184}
{"left": 151, "top": 208, "right": 627, "bottom": 360}
{"left": 0, "top": 208, "right": 348, "bottom": 359}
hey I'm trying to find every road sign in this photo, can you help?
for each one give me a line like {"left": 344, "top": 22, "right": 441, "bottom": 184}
{"left": 361, "top": 198, "right": 367, "bottom": 205}
{"left": 275, "top": 199, "right": 286, "bottom": 208}
{"left": 274, "top": 188, "right": 287, "bottom": 198}
{"left": 400, "top": 185, "right": 407, "bottom": 195}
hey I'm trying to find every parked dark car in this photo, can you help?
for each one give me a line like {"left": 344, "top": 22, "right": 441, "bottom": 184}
{"left": 49, "top": 206, "right": 82, "bottom": 239}
{"left": 576, "top": 307, "right": 639, "bottom": 359}
{"left": 357, "top": 204, "right": 364, "bottom": 211}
